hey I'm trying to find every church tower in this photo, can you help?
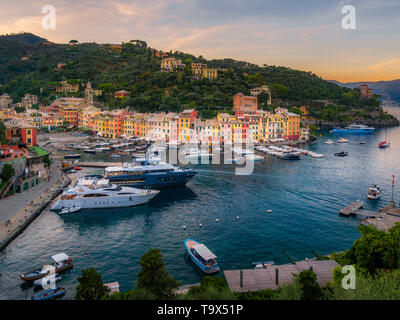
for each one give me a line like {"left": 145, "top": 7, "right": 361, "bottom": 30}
{"left": 85, "top": 81, "right": 94, "bottom": 106}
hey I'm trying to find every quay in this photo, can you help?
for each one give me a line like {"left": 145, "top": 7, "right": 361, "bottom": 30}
{"left": 224, "top": 259, "right": 339, "bottom": 293}
{"left": 68, "top": 161, "right": 124, "bottom": 169}
{"left": 339, "top": 200, "right": 364, "bottom": 216}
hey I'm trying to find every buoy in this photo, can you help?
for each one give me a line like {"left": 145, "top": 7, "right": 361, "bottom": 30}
{"left": 216, "top": 219, "right": 219, "bottom": 222}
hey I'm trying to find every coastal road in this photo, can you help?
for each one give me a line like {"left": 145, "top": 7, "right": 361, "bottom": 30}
{"left": 0, "top": 161, "right": 62, "bottom": 231}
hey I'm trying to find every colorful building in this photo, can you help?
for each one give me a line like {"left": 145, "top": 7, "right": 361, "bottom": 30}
{"left": 4, "top": 119, "right": 37, "bottom": 146}
{"left": 233, "top": 93, "right": 258, "bottom": 114}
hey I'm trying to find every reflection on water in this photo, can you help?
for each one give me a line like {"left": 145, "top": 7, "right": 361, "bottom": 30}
{"left": 2, "top": 127, "right": 400, "bottom": 299}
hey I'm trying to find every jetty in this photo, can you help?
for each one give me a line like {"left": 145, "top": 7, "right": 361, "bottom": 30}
{"left": 224, "top": 259, "right": 339, "bottom": 293}
{"left": 74, "top": 161, "right": 124, "bottom": 168}
{"left": 339, "top": 200, "right": 381, "bottom": 218}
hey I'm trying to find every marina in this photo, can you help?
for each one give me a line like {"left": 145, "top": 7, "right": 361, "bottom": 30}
{"left": 1, "top": 127, "right": 400, "bottom": 299}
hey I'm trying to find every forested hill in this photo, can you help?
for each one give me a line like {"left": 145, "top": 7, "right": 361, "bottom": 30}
{"left": 0, "top": 33, "right": 388, "bottom": 121}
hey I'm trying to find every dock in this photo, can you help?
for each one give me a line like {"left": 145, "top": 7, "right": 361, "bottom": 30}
{"left": 72, "top": 162, "right": 124, "bottom": 168}
{"left": 339, "top": 200, "right": 364, "bottom": 216}
{"left": 224, "top": 260, "right": 339, "bottom": 293}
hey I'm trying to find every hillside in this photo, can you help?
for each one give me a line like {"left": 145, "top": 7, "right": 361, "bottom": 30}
{"left": 330, "top": 79, "right": 400, "bottom": 107}
{"left": 0, "top": 33, "right": 396, "bottom": 124}
{"left": 0, "top": 32, "right": 47, "bottom": 45}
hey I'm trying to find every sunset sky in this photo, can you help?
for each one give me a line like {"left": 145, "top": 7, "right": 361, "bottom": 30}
{"left": 1, "top": 0, "right": 399, "bottom": 82}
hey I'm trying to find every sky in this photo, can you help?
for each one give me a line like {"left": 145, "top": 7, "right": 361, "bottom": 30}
{"left": 0, "top": 0, "right": 399, "bottom": 82}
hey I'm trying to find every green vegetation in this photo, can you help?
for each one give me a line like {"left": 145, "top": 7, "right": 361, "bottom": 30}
{"left": 0, "top": 164, "right": 15, "bottom": 182}
{"left": 1, "top": 34, "right": 394, "bottom": 124}
{"left": 75, "top": 268, "right": 110, "bottom": 300}
{"left": 136, "top": 248, "right": 180, "bottom": 298}
{"left": 0, "top": 120, "right": 6, "bottom": 144}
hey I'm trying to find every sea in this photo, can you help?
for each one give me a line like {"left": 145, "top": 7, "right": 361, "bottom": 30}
{"left": 1, "top": 126, "right": 400, "bottom": 299}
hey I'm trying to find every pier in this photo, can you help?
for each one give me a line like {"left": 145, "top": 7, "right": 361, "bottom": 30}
{"left": 74, "top": 161, "right": 124, "bottom": 168}
{"left": 339, "top": 200, "right": 381, "bottom": 218}
{"left": 224, "top": 259, "right": 339, "bottom": 293}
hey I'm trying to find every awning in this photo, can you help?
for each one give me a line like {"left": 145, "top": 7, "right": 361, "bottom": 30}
{"left": 193, "top": 244, "right": 217, "bottom": 260}
{"left": 51, "top": 253, "right": 70, "bottom": 263}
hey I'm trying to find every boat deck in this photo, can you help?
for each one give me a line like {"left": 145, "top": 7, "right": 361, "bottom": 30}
{"left": 224, "top": 260, "right": 339, "bottom": 293}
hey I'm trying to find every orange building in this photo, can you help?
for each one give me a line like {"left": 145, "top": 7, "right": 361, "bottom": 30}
{"left": 4, "top": 119, "right": 37, "bottom": 146}
{"left": 60, "top": 106, "right": 79, "bottom": 126}
{"left": 233, "top": 93, "right": 258, "bottom": 114}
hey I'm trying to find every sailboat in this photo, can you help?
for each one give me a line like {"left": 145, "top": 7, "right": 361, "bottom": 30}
{"left": 378, "top": 125, "right": 390, "bottom": 148}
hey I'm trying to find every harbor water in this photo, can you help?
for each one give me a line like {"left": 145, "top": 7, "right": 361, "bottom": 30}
{"left": 1, "top": 127, "right": 400, "bottom": 299}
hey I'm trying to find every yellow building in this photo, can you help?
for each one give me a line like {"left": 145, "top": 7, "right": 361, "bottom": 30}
{"left": 123, "top": 117, "right": 136, "bottom": 137}
{"left": 56, "top": 80, "right": 79, "bottom": 93}
{"left": 191, "top": 63, "right": 218, "bottom": 80}
{"left": 161, "top": 57, "right": 184, "bottom": 71}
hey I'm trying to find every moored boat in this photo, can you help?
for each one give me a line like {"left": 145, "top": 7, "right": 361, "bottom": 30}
{"left": 378, "top": 141, "right": 390, "bottom": 148}
{"left": 51, "top": 178, "right": 159, "bottom": 211}
{"left": 367, "top": 184, "right": 381, "bottom": 200}
{"left": 334, "top": 151, "right": 348, "bottom": 157}
{"left": 332, "top": 124, "right": 375, "bottom": 134}
{"left": 64, "top": 154, "right": 81, "bottom": 159}
{"left": 184, "top": 239, "right": 220, "bottom": 274}
{"left": 337, "top": 138, "right": 349, "bottom": 143}
{"left": 325, "top": 140, "right": 334, "bottom": 144}
{"left": 20, "top": 253, "right": 73, "bottom": 281}
{"left": 33, "top": 274, "right": 63, "bottom": 288}
{"left": 31, "top": 287, "right": 66, "bottom": 300}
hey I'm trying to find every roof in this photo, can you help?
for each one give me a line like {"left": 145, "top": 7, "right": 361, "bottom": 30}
{"left": 28, "top": 146, "right": 50, "bottom": 159}
{"left": 51, "top": 253, "right": 70, "bottom": 263}
{"left": 193, "top": 243, "right": 217, "bottom": 260}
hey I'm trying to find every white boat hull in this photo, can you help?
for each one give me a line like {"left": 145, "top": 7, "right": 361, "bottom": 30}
{"left": 52, "top": 191, "right": 158, "bottom": 211}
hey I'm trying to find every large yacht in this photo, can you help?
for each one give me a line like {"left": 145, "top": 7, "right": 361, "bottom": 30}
{"left": 332, "top": 124, "right": 375, "bottom": 134}
{"left": 51, "top": 178, "right": 159, "bottom": 211}
{"left": 104, "top": 160, "right": 197, "bottom": 189}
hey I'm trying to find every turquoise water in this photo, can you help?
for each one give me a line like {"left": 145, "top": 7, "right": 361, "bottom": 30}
{"left": 1, "top": 127, "right": 400, "bottom": 300}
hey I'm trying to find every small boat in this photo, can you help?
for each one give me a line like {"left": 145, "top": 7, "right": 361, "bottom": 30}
{"left": 367, "top": 184, "right": 381, "bottom": 200}
{"left": 32, "top": 287, "right": 66, "bottom": 300}
{"left": 33, "top": 274, "right": 62, "bottom": 288}
{"left": 184, "top": 239, "right": 220, "bottom": 274}
{"left": 360, "top": 141, "right": 366, "bottom": 145}
{"left": 337, "top": 138, "right": 349, "bottom": 143}
{"left": 64, "top": 154, "right": 81, "bottom": 159}
{"left": 60, "top": 207, "right": 81, "bottom": 214}
{"left": 334, "top": 151, "right": 348, "bottom": 157}
{"left": 74, "top": 166, "right": 82, "bottom": 170}
{"left": 252, "top": 261, "right": 275, "bottom": 269}
{"left": 325, "top": 140, "right": 334, "bottom": 144}
{"left": 280, "top": 153, "right": 300, "bottom": 160}
{"left": 20, "top": 253, "right": 73, "bottom": 281}
{"left": 110, "top": 153, "right": 121, "bottom": 158}
{"left": 84, "top": 149, "right": 97, "bottom": 154}
{"left": 378, "top": 141, "right": 390, "bottom": 148}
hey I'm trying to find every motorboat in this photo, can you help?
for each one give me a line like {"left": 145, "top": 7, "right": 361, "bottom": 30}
{"left": 20, "top": 253, "right": 73, "bottom": 281}
{"left": 60, "top": 207, "right": 81, "bottom": 215}
{"left": 184, "top": 239, "right": 220, "bottom": 274}
{"left": 31, "top": 287, "right": 66, "bottom": 300}
{"left": 360, "top": 141, "right": 366, "bottom": 145}
{"left": 84, "top": 149, "right": 97, "bottom": 154}
{"left": 367, "top": 184, "right": 381, "bottom": 200}
{"left": 64, "top": 154, "right": 81, "bottom": 159}
{"left": 33, "top": 274, "right": 63, "bottom": 288}
{"left": 325, "top": 140, "right": 335, "bottom": 144}
{"left": 332, "top": 124, "right": 375, "bottom": 134}
{"left": 104, "top": 161, "right": 197, "bottom": 189}
{"left": 280, "top": 153, "right": 300, "bottom": 160}
{"left": 334, "top": 151, "right": 348, "bottom": 157}
{"left": 252, "top": 261, "right": 276, "bottom": 269}
{"left": 337, "top": 138, "right": 349, "bottom": 143}
{"left": 110, "top": 153, "right": 121, "bottom": 158}
{"left": 51, "top": 178, "right": 159, "bottom": 211}
{"left": 378, "top": 141, "right": 390, "bottom": 148}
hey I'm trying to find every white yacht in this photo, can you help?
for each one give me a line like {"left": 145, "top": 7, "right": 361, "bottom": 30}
{"left": 337, "top": 137, "right": 349, "bottom": 143}
{"left": 51, "top": 178, "right": 159, "bottom": 212}
{"left": 325, "top": 140, "right": 334, "bottom": 144}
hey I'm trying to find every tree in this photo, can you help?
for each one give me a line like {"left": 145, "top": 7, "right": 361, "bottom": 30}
{"left": 136, "top": 249, "right": 179, "bottom": 298}
{"left": 0, "top": 120, "right": 6, "bottom": 144}
{"left": 1, "top": 164, "right": 15, "bottom": 182}
{"left": 75, "top": 268, "right": 110, "bottom": 300}
{"left": 296, "top": 269, "right": 324, "bottom": 300}
{"left": 43, "top": 155, "right": 51, "bottom": 168}
{"left": 269, "top": 83, "right": 289, "bottom": 100}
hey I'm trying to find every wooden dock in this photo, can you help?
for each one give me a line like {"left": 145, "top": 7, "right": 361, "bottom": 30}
{"left": 339, "top": 201, "right": 364, "bottom": 216}
{"left": 224, "top": 260, "right": 339, "bottom": 293}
